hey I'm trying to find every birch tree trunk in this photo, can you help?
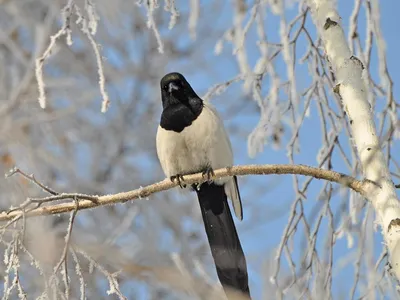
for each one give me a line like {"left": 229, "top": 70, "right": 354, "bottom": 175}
{"left": 309, "top": 0, "right": 400, "bottom": 281}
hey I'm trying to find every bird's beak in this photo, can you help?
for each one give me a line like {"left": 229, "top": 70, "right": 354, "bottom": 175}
{"left": 168, "top": 82, "right": 179, "bottom": 93}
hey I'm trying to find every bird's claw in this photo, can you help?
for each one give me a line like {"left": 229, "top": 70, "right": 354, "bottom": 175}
{"left": 202, "top": 167, "right": 215, "bottom": 182}
{"left": 170, "top": 174, "right": 186, "bottom": 188}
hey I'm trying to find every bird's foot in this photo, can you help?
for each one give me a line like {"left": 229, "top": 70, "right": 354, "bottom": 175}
{"left": 170, "top": 174, "right": 186, "bottom": 188}
{"left": 202, "top": 167, "right": 215, "bottom": 182}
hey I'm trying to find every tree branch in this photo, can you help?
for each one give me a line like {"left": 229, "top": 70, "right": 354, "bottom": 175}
{"left": 1, "top": 164, "right": 369, "bottom": 222}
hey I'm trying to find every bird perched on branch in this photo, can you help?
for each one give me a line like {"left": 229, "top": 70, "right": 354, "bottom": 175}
{"left": 156, "top": 72, "right": 250, "bottom": 298}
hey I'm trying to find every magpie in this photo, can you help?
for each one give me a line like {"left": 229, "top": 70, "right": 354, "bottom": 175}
{"left": 156, "top": 72, "right": 250, "bottom": 298}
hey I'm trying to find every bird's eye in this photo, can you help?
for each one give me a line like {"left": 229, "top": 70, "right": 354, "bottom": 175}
{"left": 163, "top": 84, "right": 168, "bottom": 91}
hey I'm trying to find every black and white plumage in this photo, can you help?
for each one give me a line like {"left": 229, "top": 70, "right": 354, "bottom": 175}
{"left": 156, "top": 72, "right": 250, "bottom": 297}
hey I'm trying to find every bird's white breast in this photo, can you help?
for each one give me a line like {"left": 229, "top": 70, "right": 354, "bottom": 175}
{"left": 156, "top": 104, "right": 233, "bottom": 179}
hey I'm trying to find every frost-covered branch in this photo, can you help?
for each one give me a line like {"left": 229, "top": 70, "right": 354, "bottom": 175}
{"left": 309, "top": 0, "right": 400, "bottom": 281}
{"left": 35, "top": 0, "right": 110, "bottom": 112}
{"left": 35, "top": 0, "right": 74, "bottom": 109}
{"left": 2, "top": 164, "right": 369, "bottom": 222}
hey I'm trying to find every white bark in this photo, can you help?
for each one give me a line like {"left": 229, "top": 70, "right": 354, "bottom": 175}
{"left": 309, "top": 0, "right": 400, "bottom": 280}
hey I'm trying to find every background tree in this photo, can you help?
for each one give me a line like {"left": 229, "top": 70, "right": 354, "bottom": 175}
{"left": 0, "top": 0, "right": 399, "bottom": 299}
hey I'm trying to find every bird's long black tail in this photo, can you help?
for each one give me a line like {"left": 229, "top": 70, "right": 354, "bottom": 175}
{"left": 195, "top": 182, "right": 250, "bottom": 298}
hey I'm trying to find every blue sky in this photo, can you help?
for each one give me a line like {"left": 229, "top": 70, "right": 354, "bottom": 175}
{"left": 3, "top": 1, "right": 400, "bottom": 299}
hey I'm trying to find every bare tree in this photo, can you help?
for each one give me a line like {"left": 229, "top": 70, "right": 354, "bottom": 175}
{"left": 0, "top": 0, "right": 399, "bottom": 299}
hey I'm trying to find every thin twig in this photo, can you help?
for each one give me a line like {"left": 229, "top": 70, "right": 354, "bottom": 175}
{"left": 54, "top": 197, "right": 79, "bottom": 300}
{"left": 6, "top": 168, "right": 58, "bottom": 195}
{"left": 54, "top": 197, "right": 79, "bottom": 273}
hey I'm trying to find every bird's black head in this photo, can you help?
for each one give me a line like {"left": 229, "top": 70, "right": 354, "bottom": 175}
{"left": 159, "top": 72, "right": 203, "bottom": 132}
{"left": 160, "top": 72, "right": 200, "bottom": 107}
